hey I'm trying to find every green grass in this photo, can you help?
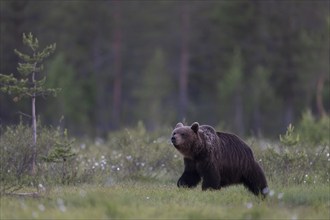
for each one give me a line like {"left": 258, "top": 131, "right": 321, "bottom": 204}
{"left": 1, "top": 181, "right": 329, "bottom": 219}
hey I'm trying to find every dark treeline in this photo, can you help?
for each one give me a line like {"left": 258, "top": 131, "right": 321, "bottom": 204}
{"left": 0, "top": 0, "right": 329, "bottom": 137}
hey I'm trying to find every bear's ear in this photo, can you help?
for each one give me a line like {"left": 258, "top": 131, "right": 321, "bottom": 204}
{"left": 175, "top": 122, "right": 184, "bottom": 129}
{"left": 191, "top": 122, "right": 199, "bottom": 133}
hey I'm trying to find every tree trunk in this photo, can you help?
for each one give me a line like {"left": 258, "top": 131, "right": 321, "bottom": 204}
{"left": 93, "top": 41, "right": 108, "bottom": 136}
{"left": 316, "top": 73, "right": 326, "bottom": 117}
{"left": 179, "top": 3, "right": 190, "bottom": 120}
{"left": 112, "top": 1, "right": 123, "bottom": 129}
{"left": 31, "top": 71, "right": 37, "bottom": 175}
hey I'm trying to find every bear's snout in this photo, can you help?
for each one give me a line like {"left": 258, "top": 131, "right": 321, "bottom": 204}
{"left": 171, "top": 136, "right": 176, "bottom": 145}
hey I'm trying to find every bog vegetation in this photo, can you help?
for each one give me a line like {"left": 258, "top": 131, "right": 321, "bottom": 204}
{"left": 0, "top": 114, "right": 329, "bottom": 219}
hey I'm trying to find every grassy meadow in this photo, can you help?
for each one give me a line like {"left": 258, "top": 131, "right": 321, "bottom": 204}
{"left": 1, "top": 116, "right": 329, "bottom": 219}
{"left": 1, "top": 182, "right": 329, "bottom": 219}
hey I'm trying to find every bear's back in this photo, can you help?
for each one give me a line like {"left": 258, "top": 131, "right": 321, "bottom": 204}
{"left": 216, "top": 131, "right": 254, "bottom": 159}
{"left": 200, "top": 125, "right": 217, "bottom": 134}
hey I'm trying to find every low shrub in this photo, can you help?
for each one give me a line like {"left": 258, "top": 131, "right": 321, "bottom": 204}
{"left": 74, "top": 122, "right": 181, "bottom": 184}
{"left": 260, "top": 123, "right": 329, "bottom": 185}
{"left": 0, "top": 122, "right": 35, "bottom": 194}
{"left": 1, "top": 119, "right": 328, "bottom": 193}
{"left": 0, "top": 123, "right": 78, "bottom": 194}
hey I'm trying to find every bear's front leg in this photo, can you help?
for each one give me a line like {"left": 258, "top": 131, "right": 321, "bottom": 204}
{"left": 199, "top": 165, "right": 221, "bottom": 190}
{"left": 177, "top": 158, "right": 201, "bottom": 188}
{"left": 177, "top": 171, "right": 201, "bottom": 188}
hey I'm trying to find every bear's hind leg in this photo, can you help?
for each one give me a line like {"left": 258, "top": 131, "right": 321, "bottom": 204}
{"left": 242, "top": 162, "right": 268, "bottom": 197}
{"left": 242, "top": 178, "right": 260, "bottom": 196}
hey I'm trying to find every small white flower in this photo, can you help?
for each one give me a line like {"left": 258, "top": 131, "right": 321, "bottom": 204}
{"left": 59, "top": 205, "right": 66, "bottom": 212}
{"left": 20, "top": 201, "right": 27, "bottom": 210}
{"left": 262, "top": 187, "right": 269, "bottom": 195}
{"left": 95, "top": 137, "right": 104, "bottom": 146}
{"left": 246, "top": 202, "right": 253, "bottom": 209}
{"left": 278, "top": 192, "right": 284, "bottom": 200}
{"left": 79, "top": 190, "right": 86, "bottom": 197}
{"left": 38, "top": 204, "right": 45, "bottom": 212}
{"left": 57, "top": 198, "right": 66, "bottom": 212}
{"left": 291, "top": 214, "right": 298, "bottom": 220}
{"left": 57, "top": 198, "right": 64, "bottom": 205}
{"left": 38, "top": 183, "right": 46, "bottom": 193}
{"left": 32, "top": 211, "right": 38, "bottom": 218}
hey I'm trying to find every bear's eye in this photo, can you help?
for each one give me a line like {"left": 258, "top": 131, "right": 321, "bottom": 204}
{"left": 181, "top": 133, "right": 185, "bottom": 137}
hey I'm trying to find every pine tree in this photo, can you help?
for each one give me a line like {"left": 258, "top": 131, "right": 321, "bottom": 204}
{"left": 0, "top": 33, "right": 59, "bottom": 175}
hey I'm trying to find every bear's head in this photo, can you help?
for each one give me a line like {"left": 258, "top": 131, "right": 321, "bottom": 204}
{"left": 171, "top": 122, "right": 200, "bottom": 158}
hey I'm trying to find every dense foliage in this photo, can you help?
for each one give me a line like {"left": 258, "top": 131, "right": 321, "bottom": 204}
{"left": 1, "top": 1, "right": 329, "bottom": 137}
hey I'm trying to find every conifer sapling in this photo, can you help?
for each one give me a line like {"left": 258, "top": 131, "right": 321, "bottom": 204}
{"left": 0, "top": 33, "right": 60, "bottom": 174}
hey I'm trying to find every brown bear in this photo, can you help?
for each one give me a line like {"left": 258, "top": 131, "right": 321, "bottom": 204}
{"left": 171, "top": 122, "right": 268, "bottom": 197}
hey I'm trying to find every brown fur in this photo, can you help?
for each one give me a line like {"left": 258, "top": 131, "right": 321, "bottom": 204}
{"left": 171, "top": 122, "right": 268, "bottom": 197}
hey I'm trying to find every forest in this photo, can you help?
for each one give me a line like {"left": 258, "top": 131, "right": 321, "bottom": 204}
{"left": 1, "top": 0, "right": 328, "bottom": 138}
{"left": 1, "top": 1, "right": 329, "bottom": 219}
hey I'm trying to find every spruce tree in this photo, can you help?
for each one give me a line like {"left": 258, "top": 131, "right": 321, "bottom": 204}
{"left": 0, "top": 33, "right": 59, "bottom": 174}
